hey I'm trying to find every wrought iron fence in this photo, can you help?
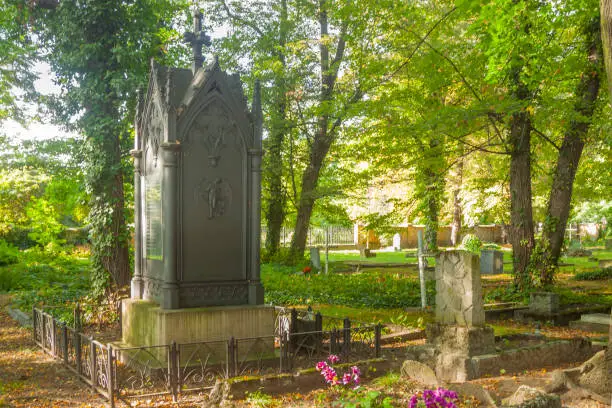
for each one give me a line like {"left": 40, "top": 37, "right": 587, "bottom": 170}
{"left": 33, "top": 307, "right": 382, "bottom": 406}
{"left": 261, "top": 225, "right": 355, "bottom": 248}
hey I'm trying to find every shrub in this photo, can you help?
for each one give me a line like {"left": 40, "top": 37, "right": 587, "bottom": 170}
{"left": 481, "top": 243, "right": 501, "bottom": 251}
{"left": 460, "top": 234, "right": 482, "bottom": 254}
{"left": 0, "top": 240, "right": 19, "bottom": 266}
{"left": 0, "top": 269, "right": 19, "bottom": 292}
{"left": 262, "top": 264, "right": 435, "bottom": 308}
{"left": 573, "top": 267, "right": 612, "bottom": 281}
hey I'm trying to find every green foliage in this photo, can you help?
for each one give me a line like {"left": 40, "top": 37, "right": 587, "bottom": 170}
{"left": 245, "top": 390, "right": 279, "bottom": 408}
{"left": 0, "top": 240, "right": 18, "bottom": 266}
{"left": 573, "top": 267, "right": 612, "bottom": 281}
{"left": 0, "top": 247, "right": 91, "bottom": 313}
{"left": 262, "top": 264, "right": 435, "bottom": 308}
{"left": 460, "top": 234, "right": 482, "bottom": 254}
{"left": 334, "top": 389, "right": 394, "bottom": 408}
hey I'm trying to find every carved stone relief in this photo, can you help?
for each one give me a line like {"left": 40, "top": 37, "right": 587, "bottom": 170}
{"left": 194, "top": 177, "right": 232, "bottom": 219}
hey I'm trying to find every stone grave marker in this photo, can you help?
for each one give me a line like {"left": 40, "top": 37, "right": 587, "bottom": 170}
{"left": 310, "top": 247, "right": 321, "bottom": 270}
{"left": 393, "top": 233, "right": 401, "bottom": 251}
{"left": 480, "top": 249, "right": 503, "bottom": 275}
{"left": 428, "top": 250, "right": 494, "bottom": 382}
{"left": 122, "top": 11, "right": 273, "bottom": 349}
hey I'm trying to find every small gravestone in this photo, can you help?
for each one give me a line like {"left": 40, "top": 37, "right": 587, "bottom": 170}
{"left": 480, "top": 250, "right": 503, "bottom": 275}
{"left": 310, "top": 247, "right": 321, "bottom": 270}
{"left": 605, "top": 238, "right": 612, "bottom": 250}
{"left": 393, "top": 233, "right": 401, "bottom": 251}
{"left": 529, "top": 292, "right": 559, "bottom": 315}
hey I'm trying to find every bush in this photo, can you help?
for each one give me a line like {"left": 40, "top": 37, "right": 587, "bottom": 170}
{"left": 262, "top": 264, "right": 435, "bottom": 308}
{"left": 574, "top": 267, "right": 612, "bottom": 281}
{"left": 0, "top": 240, "right": 19, "bottom": 266}
{"left": 460, "top": 234, "right": 482, "bottom": 254}
{"left": 482, "top": 243, "right": 501, "bottom": 251}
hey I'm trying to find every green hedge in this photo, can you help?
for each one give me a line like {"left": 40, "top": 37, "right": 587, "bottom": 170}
{"left": 261, "top": 264, "right": 435, "bottom": 308}
{"left": 573, "top": 267, "right": 612, "bottom": 281}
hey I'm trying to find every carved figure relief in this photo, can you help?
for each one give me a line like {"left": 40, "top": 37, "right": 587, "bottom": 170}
{"left": 185, "top": 104, "right": 239, "bottom": 167}
{"left": 195, "top": 177, "right": 232, "bottom": 219}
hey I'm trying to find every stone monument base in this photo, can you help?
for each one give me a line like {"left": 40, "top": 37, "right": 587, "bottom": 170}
{"left": 119, "top": 299, "right": 276, "bottom": 365}
{"left": 426, "top": 323, "right": 495, "bottom": 382}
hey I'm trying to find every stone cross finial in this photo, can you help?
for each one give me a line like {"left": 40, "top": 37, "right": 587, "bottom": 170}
{"left": 183, "top": 10, "right": 211, "bottom": 73}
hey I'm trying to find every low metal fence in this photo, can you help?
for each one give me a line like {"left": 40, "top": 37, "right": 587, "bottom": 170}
{"left": 33, "top": 307, "right": 382, "bottom": 406}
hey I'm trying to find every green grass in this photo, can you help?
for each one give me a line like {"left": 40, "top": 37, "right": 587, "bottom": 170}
{"left": 294, "top": 303, "right": 432, "bottom": 327}
{"left": 325, "top": 249, "right": 434, "bottom": 265}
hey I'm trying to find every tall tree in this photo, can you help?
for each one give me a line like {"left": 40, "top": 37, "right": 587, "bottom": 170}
{"left": 534, "top": 16, "right": 603, "bottom": 284}
{"left": 37, "top": 0, "right": 186, "bottom": 291}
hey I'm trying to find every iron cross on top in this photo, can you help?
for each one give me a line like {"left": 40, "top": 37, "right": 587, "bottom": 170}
{"left": 184, "top": 10, "right": 211, "bottom": 72}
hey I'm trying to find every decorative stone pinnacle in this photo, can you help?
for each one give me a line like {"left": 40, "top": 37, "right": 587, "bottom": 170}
{"left": 183, "top": 10, "right": 211, "bottom": 73}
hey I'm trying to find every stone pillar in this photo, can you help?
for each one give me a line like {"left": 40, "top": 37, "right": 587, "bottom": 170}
{"left": 607, "top": 308, "right": 611, "bottom": 394}
{"left": 130, "top": 149, "right": 144, "bottom": 299}
{"left": 160, "top": 142, "right": 180, "bottom": 309}
{"left": 248, "top": 80, "right": 264, "bottom": 305}
{"left": 435, "top": 251, "right": 484, "bottom": 326}
{"left": 429, "top": 250, "right": 494, "bottom": 382}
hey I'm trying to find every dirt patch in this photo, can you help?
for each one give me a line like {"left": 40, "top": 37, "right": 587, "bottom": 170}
{"left": 0, "top": 294, "right": 106, "bottom": 408}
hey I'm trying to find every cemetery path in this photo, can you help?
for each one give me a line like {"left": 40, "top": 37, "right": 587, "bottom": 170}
{"left": 0, "top": 295, "right": 106, "bottom": 408}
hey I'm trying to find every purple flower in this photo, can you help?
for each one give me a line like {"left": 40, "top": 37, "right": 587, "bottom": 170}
{"left": 342, "top": 372, "right": 352, "bottom": 385}
{"left": 409, "top": 395, "right": 419, "bottom": 408}
{"left": 328, "top": 354, "right": 340, "bottom": 364}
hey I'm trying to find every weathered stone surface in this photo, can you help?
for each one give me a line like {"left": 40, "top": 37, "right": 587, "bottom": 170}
{"left": 529, "top": 292, "right": 560, "bottom": 315}
{"left": 577, "top": 350, "right": 611, "bottom": 398}
{"left": 404, "top": 345, "right": 436, "bottom": 367}
{"left": 426, "top": 324, "right": 495, "bottom": 357}
{"left": 599, "top": 259, "right": 612, "bottom": 268}
{"left": 400, "top": 360, "right": 439, "bottom": 387}
{"left": 435, "top": 251, "right": 484, "bottom": 326}
{"left": 447, "top": 383, "right": 496, "bottom": 408}
{"left": 579, "top": 313, "right": 611, "bottom": 325}
{"left": 309, "top": 247, "right": 321, "bottom": 270}
{"left": 502, "top": 386, "right": 561, "bottom": 408}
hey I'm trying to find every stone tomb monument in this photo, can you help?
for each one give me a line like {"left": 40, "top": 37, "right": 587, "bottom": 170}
{"left": 121, "top": 12, "right": 274, "bottom": 348}
{"left": 426, "top": 251, "right": 495, "bottom": 382}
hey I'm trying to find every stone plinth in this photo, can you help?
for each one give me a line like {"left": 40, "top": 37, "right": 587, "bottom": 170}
{"left": 121, "top": 299, "right": 275, "bottom": 347}
{"left": 480, "top": 250, "right": 503, "bottom": 275}
{"left": 529, "top": 292, "right": 559, "bottom": 315}
{"left": 435, "top": 251, "right": 484, "bottom": 326}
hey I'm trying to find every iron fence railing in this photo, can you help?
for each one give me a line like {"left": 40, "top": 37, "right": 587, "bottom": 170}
{"left": 261, "top": 225, "right": 355, "bottom": 248}
{"left": 33, "top": 307, "right": 383, "bottom": 406}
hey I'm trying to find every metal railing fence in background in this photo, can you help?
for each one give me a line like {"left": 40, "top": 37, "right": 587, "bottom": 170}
{"left": 33, "top": 307, "right": 382, "bottom": 406}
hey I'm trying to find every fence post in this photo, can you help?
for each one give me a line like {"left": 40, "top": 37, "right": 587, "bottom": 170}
{"left": 41, "top": 311, "right": 46, "bottom": 351}
{"left": 75, "top": 332, "right": 82, "bottom": 375}
{"left": 315, "top": 313, "right": 323, "bottom": 354}
{"left": 51, "top": 317, "right": 58, "bottom": 357}
{"left": 375, "top": 324, "right": 382, "bottom": 358}
{"left": 170, "top": 341, "right": 178, "bottom": 402}
{"left": 290, "top": 308, "right": 297, "bottom": 335}
{"left": 107, "top": 345, "right": 115, "bottom": 408}
{"left": 74, "top": 303, "right": 82, "bottom": 332}
{"left": 343, "top": 318, "right": 351, "bottom": 357}
{"left": 90, "top": 338, "right": 97, "bottom": 390}
{"left": 228, "top": 337, "right": 236, "bottom": 378}
{"left": 32, "top": 306, "right": 36, "bottom": 344}
{"left": 62, "top": 323, "right": 68, "bottom": 364}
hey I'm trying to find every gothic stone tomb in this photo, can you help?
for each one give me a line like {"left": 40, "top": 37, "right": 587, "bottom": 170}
{"left": 121, "top": 19, "right": 273, "bottom": 347}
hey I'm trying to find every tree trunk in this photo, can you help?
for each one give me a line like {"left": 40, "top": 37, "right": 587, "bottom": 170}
{"left": 536, "top": 17, "right": 602, "bottom": 285}
{"left": 288, "top": 0, "right": 347, "bottom": 261}
{"left": 424, "top": 166, "right": 440, "bottom": 253}
{"left": 450, "top": 154, "right": 464, "bottom": 247}
{"left": 508, "top": 74, "right": 535, "bottom": 290}
{"left": 263, "top": 0, "right": 288, "bottom": 258}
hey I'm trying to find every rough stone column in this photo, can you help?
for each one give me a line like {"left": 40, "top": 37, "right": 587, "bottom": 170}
{"left": 130, "top": 149, "right": 144, "bottom": 299}
{"left": 435, "top": 250, "right": 484, "bottom": 326}
{"left": 607, "top": 308, "right": 612, "bottom": 393}
{"left": 160, "top": 142, "right": 181, "bottom": 309}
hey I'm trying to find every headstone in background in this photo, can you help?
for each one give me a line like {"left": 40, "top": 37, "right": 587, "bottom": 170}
{"left": 480, "top": 250, "right": 503, "bottom": 275}
{"left": 310, "top": 247, "right": 321, "bottom": 270}
{"left": 393, "top": 233, "right": 401, "bottom": 251}
{"left": 529, "top": 292, "right": 560, "bottom": 315}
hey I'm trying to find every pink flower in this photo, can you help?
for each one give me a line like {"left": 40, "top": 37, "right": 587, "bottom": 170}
{"left": 328, "top": 354, "right": 340, "bottom": 364}
{"left": 316, "top": 361, "right": 328, "bottom": 371}
{"left": 342, "top": 372, "right": 352, "bottom": 385}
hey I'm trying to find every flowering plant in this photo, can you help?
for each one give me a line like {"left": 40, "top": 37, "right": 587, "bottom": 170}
{"left": 409, "top": 388, "right": 458, "bottom": 408}
{"left": 303, "top": 266, "right": 312, "bottom": 273}
{"left": 315, "top": 355, "right": 360, "bottom": 387}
